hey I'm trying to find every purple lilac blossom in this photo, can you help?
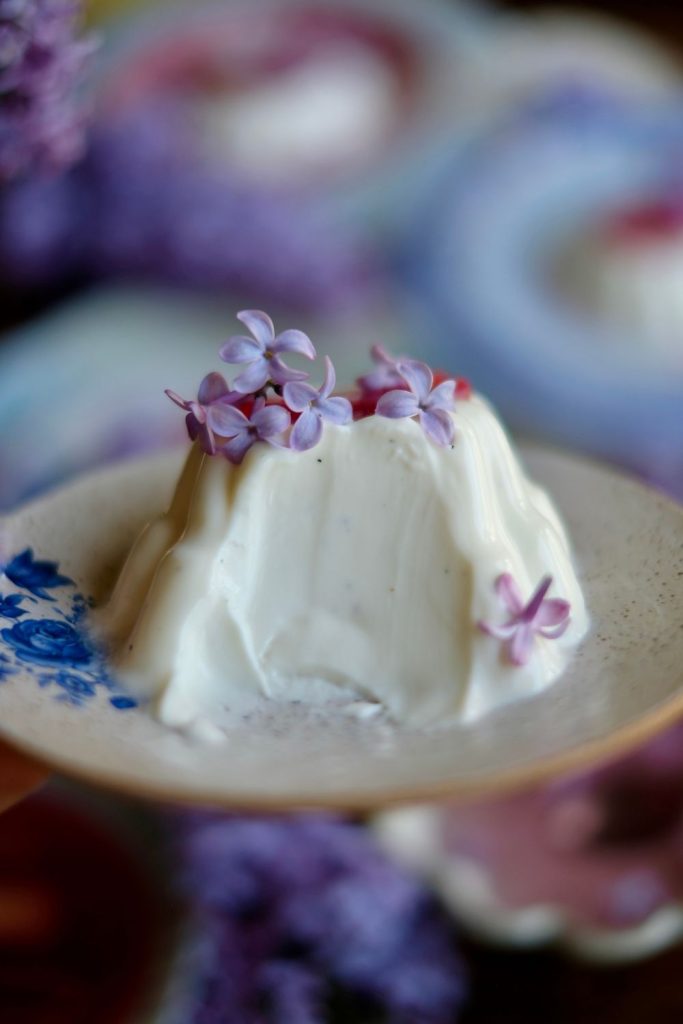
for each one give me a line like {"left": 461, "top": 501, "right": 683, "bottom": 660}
{"left": 284, "top": 356, "right": 352, "bottom": 452}
{"left": 478, "top": 573, "right": 571, "bottom": 666}
{"left": 356, "top": 344, "right": 406, "bottom": 393}
{"left": 0, "top": 0, "right": 94, "bottom": 182}
{"left": 165, "top": 372, "right": 239, "bottom": 455}
{"left": 210, "top": 397, "right": 291, "bottom": 465}
{"left": 376, "top": 359, "right": 456, "bottom": 446}
{"left": 220, "top": 309, "right": 316, "bottom": 393}
{"left": 0, "top": 101, "right": 377, "bottom": 309}
{"left": 166, "top": 812, "right": 467, "bottom": 1024}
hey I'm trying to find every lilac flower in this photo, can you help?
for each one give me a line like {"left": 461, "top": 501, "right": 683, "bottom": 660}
{"left": 284, "top": 356, "right": 352, "bottom": 452}
{"left": 0, "top": 0, "right": 95, "bottom": 182}
{"left": 163, "top": 812, "right": 467, "bottom": 1024}
{"left": 220, "top": 310, "right": 316, "bottom": 394}
{"left": 376, "top": 359, "right": 456, "bottom": 446}
{"left": 165, "top": 372, "right": 239, "bottom": 455}
{"left": 356, "top": 344, "right": 406, "bottom": 392}
{"left": 478, "top": 574, "right": 571, "bottom": 666}
{"left": 210, "top": 397, "right": 291, "bottom": 465}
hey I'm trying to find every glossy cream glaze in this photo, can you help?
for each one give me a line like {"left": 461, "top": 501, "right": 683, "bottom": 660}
{"left": 103, "top": 396, "right": 588, "bottom": 731}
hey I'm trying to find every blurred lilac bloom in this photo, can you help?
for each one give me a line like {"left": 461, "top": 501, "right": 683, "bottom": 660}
{"left": 376, "top": 359, "right": 456, "bottom": 446}
{"left": 165, "top": 372, "right": 239, "bottom": 455}
{"left": 0, "top": 101, "right": 378, "bottom": 309}
{"left": 166, "top": 812, "right": 467, "bottom": 1024}
{"left": 284, "top": 356, "right": 352, "bottom": 452}
{"left": 478, "top": 573, "right": 571, "bottom": 666}
{"left": 220, "top": 309, "right": 316, "bottom": 393}
{"left": 211, "top": 397, "right": 291, "bottom": 465}
{"left": 357, "top": 343, "right": 406, "bottom": 392}
{"left": 0, "top": 0, "right": 96, "bottom": 182}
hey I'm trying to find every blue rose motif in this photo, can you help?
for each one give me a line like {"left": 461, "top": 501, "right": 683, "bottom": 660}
{"left": 1, "top": 618, "right": 91, "bottom": 666}
{"left": 39, "top": 670, "right": 97, "bottom": 703}
{"left": 0, "top": 653, "right": 17, "bottom": 682}
{"left": 3, "top": 549, "right": 72, "bottom": 600}
{"left": 0, "top": 594, "right": 29, "bottom": 619}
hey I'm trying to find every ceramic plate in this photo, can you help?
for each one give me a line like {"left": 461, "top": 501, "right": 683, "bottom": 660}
{"left": 0, "top": 446, "right": 681, "bottom": 810}
{"left": 374, "top": 805, "right": 683, "bottom": 965}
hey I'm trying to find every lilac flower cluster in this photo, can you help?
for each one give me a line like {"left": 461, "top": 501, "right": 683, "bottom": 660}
{"left": 169, "top": 313, "right": 463, "bottom": 464}
{"left": 166, "top": 812, "right": 467, "bottom": 1024}
{"left": 167, "top": 310, "right": 352, "bottom": 464}
{"left": 0, "top": 101, "right": 375, "bottom": 308}
{"left": 0, "top": 0, "right": 95, "bottom": 183}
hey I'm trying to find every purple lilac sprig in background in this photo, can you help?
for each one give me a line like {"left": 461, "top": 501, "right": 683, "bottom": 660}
{"left": 164, "top": 812, "right": 467, "bottom": 1024}
{"left": 0, "top": 102, "right": 376, "bottom": 307}
{"left": 0, "top": 0, "right": 95, "bottom": 182}
{"left": 167, "top": 310, "right": 461, "bottom": 464}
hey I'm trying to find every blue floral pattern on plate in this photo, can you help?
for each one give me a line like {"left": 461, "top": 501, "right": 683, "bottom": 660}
{"left": 0, "top": 548, "right": 137, "bottom": 710}
{"left": 4, "top": 548, "right": 73, "bottom": 599}
{"left": 0, "top": 594, "right": 30, "bottom": 619}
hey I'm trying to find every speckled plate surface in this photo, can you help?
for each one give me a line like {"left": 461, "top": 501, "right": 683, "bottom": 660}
{"left": 0, "top": 445, "right": 681, "bottom": 810}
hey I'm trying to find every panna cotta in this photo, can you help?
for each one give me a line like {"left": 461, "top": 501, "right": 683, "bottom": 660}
{"left": 102, "top": 312, "right": 588, "bottom": 733}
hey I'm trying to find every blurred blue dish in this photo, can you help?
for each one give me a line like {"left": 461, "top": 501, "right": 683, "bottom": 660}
{"left": 94, "top": 0, "right": 489, "bottom": 214}
{"left": 407, "top": 88, "right": 683, "bottom": 495}
{"left": 0, "top": 288, "right": 232, "bottom": 510}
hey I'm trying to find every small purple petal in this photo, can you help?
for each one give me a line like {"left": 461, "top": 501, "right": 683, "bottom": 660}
{"left": 187, "top": 401, "right": 207, "bottom": 424}
{"left": 357, "top": 367, "right": 404, "bottom": 392}
{"left": 165, "top": 388, "right": 189, "bottom": 411}
{"left": 219, "top": 335, "right": 264, "bottom": 364}
{"left": 221, "top": 431, "right": 256, "bottom": 465}
{"left": 397, "top": 359, "right": 433, "bottom": 403}
{"left": 419, "top": 407, "right": 455, "bottom": 447}
{"left": 371, "top": 344, "right": 396, "bottom": 365}
{"left": 508, "top": 625, "right": 535, "bottom": 666}
{"left": 320, "top": 356, "right": 336, "bottom": 399}
{"left": 477, "top": 620, "right": 517, "bottom": 641}
{"left": 185, "top": 412, "right": 200, "bottom": 441}
{"left": 198, "top": 372, "right": 232, "bottom": 405}
{"left": 233, "top": 358, "right": 271, "bottom": 394}
{"left": 237, "top": 309, "right": 275, "bottom": 347}
{"left": 253, "top": 404, "right": 291, "bottom": 439}
{"left": 207, "top": 403, "right": 250, "bottom": 436}
{"left": 522, "top": 576, "right": 554, "bottom": 623}
{"left": 185, "top": 415, "right": 214, "bottom": 455}
{"left": 536, "top": 598, "right": 571, "bottom": 628}
{"left": 283, "top": 380, "right": 320, "bottom": 413}
{"left": 357, "top": 345, "right": 405, "bottom": 391}
{"left": 539, "top": 620, "right": 571, "bottom": 640}
{"left": 196, "top": 423, "right": 216, "bottom": 455}
{"left": 376, "top": 389, "right": 419, "bottom": 419}
{"left": 269, "top": 354, "right": 310, "bottom": 386}
{"left": 425, "top": 379, "right": 456, "bottom": 411}
{"left": 495, "top": 574, "right": 525, "bottom": 615}
{"left": 317, "top": 395, "right": 352, "bottom": 426}
{"left": 271, "top": 329, "right": 316, "bottom": 360}
{"left": 290, "top": 408, "right": 323, "bottom": 451}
